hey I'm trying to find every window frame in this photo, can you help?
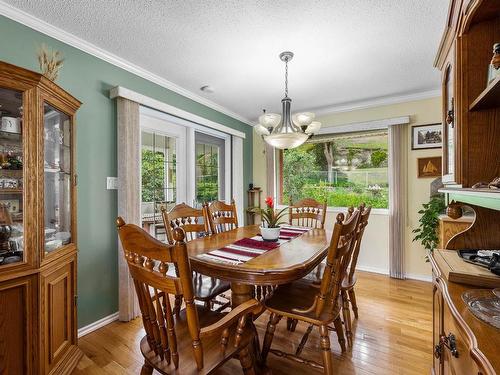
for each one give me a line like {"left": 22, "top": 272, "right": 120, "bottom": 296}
{"left": 274, "top": 128, "right": 392, "bottom": 215}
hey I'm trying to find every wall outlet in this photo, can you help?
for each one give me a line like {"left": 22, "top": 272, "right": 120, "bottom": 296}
{"left": 106, "top": 177, "right": 118, "bottom": 190}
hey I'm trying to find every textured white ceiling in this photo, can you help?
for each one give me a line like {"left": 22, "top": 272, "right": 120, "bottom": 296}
{"left": 4, "top": 0, "right": 448, "bottom": 122}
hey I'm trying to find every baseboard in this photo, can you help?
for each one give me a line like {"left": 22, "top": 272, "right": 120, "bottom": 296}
{"left": 356, "top": 265, "right": 432, "bottom": 283}
{"left": 356, "top": 265, "right": 390, "bottom": 275}
{"left": 405, "top": 273, "right": 433, "bottom": 283}
{"left": 78, "top": 312, "right": 119, "bottom": 338}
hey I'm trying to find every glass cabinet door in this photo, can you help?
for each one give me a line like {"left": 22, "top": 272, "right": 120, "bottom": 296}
{"left": 443, "top": 64, "right": 455, "bottom": 182}
{"left": 43, "top": 103, "right": 72, "bottom": 255}
{"left": 0, "top": 87, "right": 24, "bottom": 267}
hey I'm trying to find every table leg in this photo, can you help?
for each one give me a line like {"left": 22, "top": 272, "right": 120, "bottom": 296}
{"left": 231, "top": 283, "right": 271, "bottom": 374}
{"left": 231, "top": 282, "right": 255, "bottom": 307}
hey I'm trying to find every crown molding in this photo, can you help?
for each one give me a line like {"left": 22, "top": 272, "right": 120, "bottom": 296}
{"left": 0, "top": 1, "right": 254, "bottom": 126}
{"left": 311, "top": 89, "right": 441, "bottom": 116}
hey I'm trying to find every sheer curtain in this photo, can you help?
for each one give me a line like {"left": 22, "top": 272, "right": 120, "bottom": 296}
{"left": 117, "top": 97, "right": 141, "bottom": 321}
{"left": 388, "top": 123, "right": 408, "bottom": 279}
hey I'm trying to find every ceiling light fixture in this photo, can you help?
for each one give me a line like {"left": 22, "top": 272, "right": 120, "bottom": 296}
{"left": 255, "top": 51, "right": 321, "bottom": 149}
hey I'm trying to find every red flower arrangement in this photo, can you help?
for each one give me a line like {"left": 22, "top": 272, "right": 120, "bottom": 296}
{"left": 265, "top": 196, "right": 274, "bottom": 208}
{"left": 252, "top": 196, "right": 287, "bottom": 228}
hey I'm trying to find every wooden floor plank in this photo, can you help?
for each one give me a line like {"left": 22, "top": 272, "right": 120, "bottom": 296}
{"left": 73, "top": 271, "right": 433, "bottom": 374}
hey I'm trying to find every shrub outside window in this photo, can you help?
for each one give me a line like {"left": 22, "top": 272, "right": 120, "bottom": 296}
{"left": 277, "top": 130, "right": 389, "bottom": 209}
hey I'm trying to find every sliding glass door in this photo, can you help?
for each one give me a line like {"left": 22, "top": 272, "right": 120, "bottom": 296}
{"left": 139, "top": 107, "right": 230, "bottom": 240}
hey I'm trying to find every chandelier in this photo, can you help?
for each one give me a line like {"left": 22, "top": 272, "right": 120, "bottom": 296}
{"left": 255, "top": 51, "right": 321, "bottom": 149}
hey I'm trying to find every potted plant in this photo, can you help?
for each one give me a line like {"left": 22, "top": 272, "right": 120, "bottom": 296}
{"left": 253, "top": 197, "right": 287, "bottom": 242}
{"left": 412, "top": 194, "right": 446, "bottom": 252}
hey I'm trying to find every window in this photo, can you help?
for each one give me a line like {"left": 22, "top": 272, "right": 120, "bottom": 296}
{"left": 277, "top": 130, "right": 389, "bottom": 209}
{"left": 194, "top": 132, "right": 225, "bottom": 205}
{"left": 141, "top": 130, "right": 177, "bottom": 219}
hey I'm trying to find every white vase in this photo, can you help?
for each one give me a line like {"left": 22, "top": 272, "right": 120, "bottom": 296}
{"left": 260, "top": 225, "right": 281, "bottom": 242}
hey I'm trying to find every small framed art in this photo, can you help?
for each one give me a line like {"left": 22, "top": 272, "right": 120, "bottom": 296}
{"left": 412, "top": 123, "right": 442, "bottom": 150}
{"left": 417, "top": 156, "right": 442, "bottom": 178}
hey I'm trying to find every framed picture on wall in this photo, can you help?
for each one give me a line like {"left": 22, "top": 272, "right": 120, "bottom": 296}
{"left": 411, "top": 123, "right": 442, "bottom": 150}
{"left": 417, "top": 156, "right": 442, "bottom": 178}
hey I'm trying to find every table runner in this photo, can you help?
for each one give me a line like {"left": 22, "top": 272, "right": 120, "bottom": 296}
{"left": 197, "top": 225, "right": 310, "bottom": 265}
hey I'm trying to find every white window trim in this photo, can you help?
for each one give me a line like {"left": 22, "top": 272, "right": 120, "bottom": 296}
{"left": 141, "top": 106, "right": 233, "bottom": 204}
{"left": 317, "top": 116, "right": 410, "bottom": 134}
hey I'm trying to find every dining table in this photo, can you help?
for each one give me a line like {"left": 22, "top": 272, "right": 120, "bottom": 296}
{"left": 186, "top": 224, "right": 332, "bottom": 306}
{"left": 185, "top": 224, "right": 332, "bottom": 372}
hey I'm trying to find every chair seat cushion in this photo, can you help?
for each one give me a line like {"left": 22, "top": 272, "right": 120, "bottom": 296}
{"left": 264, "top": 279, "right": 341, "bottom": 325}
{"left": 140, "top": 305, "right": 254, "bottom": 375}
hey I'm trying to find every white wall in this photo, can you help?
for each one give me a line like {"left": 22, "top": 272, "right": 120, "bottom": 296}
{"left": 325, "top": 209, "right": 389, "bottom": 274}
{"left": 253, "top": 97, "right": 442, "bottom": 281}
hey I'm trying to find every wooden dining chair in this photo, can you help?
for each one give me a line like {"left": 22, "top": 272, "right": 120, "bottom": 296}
{"left": 116, "top": 217, "right": 261, "bottom": 375}
{"left": 261, "top": 209, "right": 360, "bottom": 374}
{"left": 302, "top": 204, "right": 371, "bottom": 347}
{"left": 289, "top": 197, "right": 327, "bottom": 229}
{"left": 285, "top": 197, "right": 328, "bottom": 331}
{"left": 340, "top": 204, "right": 371, "bottom": 346}
{"left": 206, "top": 199, "right": 239, "bottom": 234}
{"left": 161, "top": 203, "right": 231, "bottom": 311}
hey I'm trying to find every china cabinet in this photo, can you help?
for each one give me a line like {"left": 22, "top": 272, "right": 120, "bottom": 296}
{"left": 0, "top": 61, "right": 81, "bottom": 374}
{"left": 435, "top": 0, "right": 500, "bottom": 189}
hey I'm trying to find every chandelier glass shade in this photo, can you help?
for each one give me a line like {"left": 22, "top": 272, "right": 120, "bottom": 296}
{"left": 256, "top": 51, "right": 321, "bottom": 149}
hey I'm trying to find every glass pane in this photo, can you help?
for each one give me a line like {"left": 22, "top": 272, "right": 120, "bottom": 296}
{"left": 0, "top": 87, "right": 24, "bottom": 266}
{"left": 44, "top": 103, "right": 72, "bottom": 254}
{"left": 141, "top": 130, "right": 176, "bottom": 240}
{"left": 281, "top": 130, "right": 389, "bottom": 209}
{"left": 445, "top": 67, "right": 454, "bottom": 175}
{"left": 195, "top": 142, "right": 220, "bottom": 204}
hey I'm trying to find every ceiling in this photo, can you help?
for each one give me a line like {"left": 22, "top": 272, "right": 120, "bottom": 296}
{"left": 3, "top": 0, "right": 449, "bottom": 123}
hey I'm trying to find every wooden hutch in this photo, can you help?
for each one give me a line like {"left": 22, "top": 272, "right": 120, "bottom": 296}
{"left": 432, "top": 0, "right": 500, "bottom": 374}
{"left": 0, "top": 61, "right": 81, "bottom": 374}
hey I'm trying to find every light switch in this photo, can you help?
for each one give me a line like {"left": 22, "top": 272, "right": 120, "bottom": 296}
{"left": 106, "top": 177, "right": 118, "bottom": 190}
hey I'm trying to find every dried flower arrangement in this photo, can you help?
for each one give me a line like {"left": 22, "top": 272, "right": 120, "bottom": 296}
{"left": 37, "top": 44, "right": 64, "bottom": 81}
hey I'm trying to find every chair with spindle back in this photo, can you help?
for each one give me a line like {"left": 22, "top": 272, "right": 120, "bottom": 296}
{"left": 116, "top": 217, "right": 261, "bottom": 375}
{"left": 288, "top": 197, "right": 327, "bottom": 229}
{"left": 339, "top": 204, "right": 371, "bottom": 346}
{"left": 260, "top": 210, "right": 360, "bottom": 374}
{"left": 161, "top": 203, "right": 231, "bottom": 310}
{"left": 303, "top": 203, "right": 371, "bottom": 347}
{"left": 285, "top": 197, "right": 328, "bottom": 331}
{"left": 206, "top": 199, "right": 239, "bottom": 234}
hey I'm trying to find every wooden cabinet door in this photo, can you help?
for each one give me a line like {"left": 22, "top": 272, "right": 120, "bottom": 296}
{"left": 40, "top": 257, "right": 77, "bottom": 374}
{"left": 441, "top": 297, "right": 482, "bottom": 375}
{"left": 0, "top": 275, "right": 37, "bottom": 375}
{"left": 441, "top": 45, "right": 459, "bottom": 185}
{"left": 432, "top": 281, "right": 444, "bottom": 375}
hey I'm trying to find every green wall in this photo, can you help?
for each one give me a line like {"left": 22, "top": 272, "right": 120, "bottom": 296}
{"left": 0, "top": 15, "right": 253, "bottom": 328}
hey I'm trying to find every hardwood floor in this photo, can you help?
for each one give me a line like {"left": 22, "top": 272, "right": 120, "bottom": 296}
{"left": 73, "top": 271, "right": 433, "bottom": 374}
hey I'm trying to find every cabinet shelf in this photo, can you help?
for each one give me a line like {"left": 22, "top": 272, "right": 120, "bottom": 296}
{"left": 469, "top": 75, "right": 500, "bottom": 111}
{"left": 0, "top": 130, "right": 21, "bottom": 142}
{"left": 439, "top": 187, "right": 500, "bottom": 211}
{"left": 0, "top": 188, "right": 22, "bottom": 194}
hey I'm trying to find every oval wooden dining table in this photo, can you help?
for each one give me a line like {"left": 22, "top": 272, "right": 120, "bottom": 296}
{"left": 186, "top": 224, "right": 332, "bottom": 307}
